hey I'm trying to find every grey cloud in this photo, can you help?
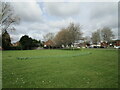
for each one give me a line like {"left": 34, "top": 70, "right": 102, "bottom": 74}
{"left": 44, "top": 2, "right": 81, "bottom": 17}
{"left": 9, "top": 20, "right": 64, "bottom": 42}
{"left": 90, "top": 2, "right": 118, "bottom": 20}
{"left": 8, "top": 2, "right": 118, "bottom": 43}
{"left": 10, "top": 2, "right": 43, "bottom": 22}
{"left": 85, "top": 2, "right": 118, "bottom": 36}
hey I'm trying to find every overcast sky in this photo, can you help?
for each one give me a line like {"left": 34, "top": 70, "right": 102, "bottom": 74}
{"left": 8, "top": 1, "right": 118, "bottom": 43}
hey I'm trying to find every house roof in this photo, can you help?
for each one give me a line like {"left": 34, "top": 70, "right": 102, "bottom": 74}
{"left": 44, "top": 40, "right": 55, "bottom": 46}
{"left": 12, "top": 42, "right": 20, "bottom": 46}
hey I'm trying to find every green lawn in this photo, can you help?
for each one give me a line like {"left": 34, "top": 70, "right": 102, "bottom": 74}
{"left": 2, "top": 49, "right": 118, "bottom": 88}
{"left": 0, "top": 51, "right": 2, "bottom": 89}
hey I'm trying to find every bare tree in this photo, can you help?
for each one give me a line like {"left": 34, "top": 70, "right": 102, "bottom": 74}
{"left": 84, "top": 36, "right": 91, "bottom": 43}
{"left": 54, "top": 23, "right": 82, "bottom": 46}
{"left": 101, "top": 27, "right": 114, "bottom": 42}
{"left": 43, "top": 32, "right": 55, "bottom": 41}
{"left": 91, "top": 27, "right": 114, "bottom": 44}
{"left": 0, "top": 2, "right": 20, "bottom": 34}
{"left": 67, "top": 23, "right": 82, "bottom": 43}
{"left": 54, "top": 28, "right": 69, "bottom": 46}
{"left": 91, "top": 30, "right": 100, "bottom": 44}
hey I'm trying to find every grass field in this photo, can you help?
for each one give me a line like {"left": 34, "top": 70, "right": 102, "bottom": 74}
{"left": 0, "top": 51, "right": 2, "bottom": 89}
{"left": 2, "top": 49, "right": 118, "bottom": 88}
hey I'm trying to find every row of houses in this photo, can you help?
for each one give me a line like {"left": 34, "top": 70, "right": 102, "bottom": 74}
{"left": 112, "top": 39, "right": 120, "bottom": 46}
{"left": 1, "top": 39, "right": 120, "bottom": 50}
{"left": 43, "top": 39, "right": 120, "bottom": 48}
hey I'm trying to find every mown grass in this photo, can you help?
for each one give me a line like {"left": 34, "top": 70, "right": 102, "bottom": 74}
{"left": 0, "top": 51, "right": 2, "bottom": 89}
{"left": 2, "top": 49, "right": 118, "bottom": 88}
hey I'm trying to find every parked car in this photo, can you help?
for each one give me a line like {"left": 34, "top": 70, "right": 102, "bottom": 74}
{"left": 100, "top": 46, "right": 105, "bottom": 48}
{"left": 114, "top": 46, "right": 120, "bottom": 49}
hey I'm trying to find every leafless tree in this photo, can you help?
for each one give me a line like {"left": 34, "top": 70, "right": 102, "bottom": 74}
{"left": 54, "top": 23, "right": 83, "bottom": 46}
{"left": 101, "top": 27, "right": 114, "bottom": 42}
{"left": 54, "top": 28, "right": 69, "bottom": 46}
{"left": 84, "top": 36, "right": 91, "bottom": 43}
{"left": 91, "top": 27, "right": 114, "bottom": 44}
{"left": 0, "top": 2, "right": 20, "bottom": 35}
{"left": 91, "top": 30, "right": 100, "bottom": 44}
{"left": 43, "top": 32, "right": 55, "bottom": 41}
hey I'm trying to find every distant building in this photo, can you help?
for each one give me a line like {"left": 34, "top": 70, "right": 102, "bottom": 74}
{"left": 101, "top": 42, "right": 108, "bottom": 47}
{"left": 73, "top": 38, "right": 87, "bottom": 48}
{"left": 112, "top": 39, "right": 120, "bottom": 46}
{"left": 44, "top": 40, "right": 55, "bottom": 48}
{"left": 12, "top": 42, "right": 20, "bottom": 47}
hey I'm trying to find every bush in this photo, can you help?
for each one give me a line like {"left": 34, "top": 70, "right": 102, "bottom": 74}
{"left": 62, "top": 47, "right": 81, "bottom": 50}
{"left": 10, "top": 46, "right": 22, "bottom": 50}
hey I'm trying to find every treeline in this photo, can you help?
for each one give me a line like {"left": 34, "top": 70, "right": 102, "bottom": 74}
{"left": 43, "top": 23, "right": 83, "bottom": 48}
{"left": 0, "top": 2, "right": 115, "bottom": 50}
{"left": 1, "top": 22, "right": 114, "bottom": 50}
{"left": 2, "top": 30, "right": 42, "bottom": 50}
{"left": 91, "top": 27, "right": 114, "bottom": 44}
{"left": 43, "top": 23, "right": 114, "bottom": 48}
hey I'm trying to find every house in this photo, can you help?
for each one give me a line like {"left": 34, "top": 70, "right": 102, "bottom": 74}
{"left": 101, "top": 42, "right": 108, "bottom": 48}
{"left": 112, "top": 39, "right": 120, "bottom": 46}
{"left": 12, "top": 42, "right": 20, "bottom": 47}
{"left": 73, "top": 39, "right": 87, "bottom": 48}
{"left": 44, "top": 40, "right": 55, "bottom": 48}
